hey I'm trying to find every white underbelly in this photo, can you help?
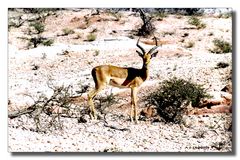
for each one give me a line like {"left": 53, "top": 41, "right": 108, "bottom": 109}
{"left": 109, "top": 77, "right": 128, "bottom": 88}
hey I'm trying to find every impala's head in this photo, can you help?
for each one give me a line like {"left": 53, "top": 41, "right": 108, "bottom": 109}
{"left": 136, "top": 37, "right": 159, "bottom": 66}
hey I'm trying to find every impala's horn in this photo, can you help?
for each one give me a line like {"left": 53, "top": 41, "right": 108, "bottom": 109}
{"left": 136, "top": 37, "right": 146, "bottom": 54}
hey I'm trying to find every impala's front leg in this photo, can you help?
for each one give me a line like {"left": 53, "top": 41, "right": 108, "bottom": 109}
{"left": 87, "top": 90, "right": 97, "bottom": 120}
{"left": 131, "top": 87, "right": 138, "bottom": 123}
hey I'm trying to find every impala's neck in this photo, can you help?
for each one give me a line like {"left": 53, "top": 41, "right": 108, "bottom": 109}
{"left": 141, "top": 62, "right": 150, "bottom": 81}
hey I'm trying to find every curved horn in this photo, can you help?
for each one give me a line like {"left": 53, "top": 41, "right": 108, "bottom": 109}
{"left": 149, "top": 37, "right": 159, "bottom": 54}
{"left": 136, "top": 37, "right": 145, "bottom": 54}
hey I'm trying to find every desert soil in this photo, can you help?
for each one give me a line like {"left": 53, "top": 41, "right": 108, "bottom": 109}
{"left": 8, "top": 9, "right": 232, "bottom": 152}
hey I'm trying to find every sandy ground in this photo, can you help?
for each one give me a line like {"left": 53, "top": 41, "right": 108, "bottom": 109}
{"left": 8, "top": 9, "right": 232, "bottom": 152}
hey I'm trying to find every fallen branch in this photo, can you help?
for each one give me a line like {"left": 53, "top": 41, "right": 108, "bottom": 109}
{"left": 103, "top": 122, "right": 130, "bottom": 132}
{"left": 8, "top": 107, "right": 35, "bottom": 119}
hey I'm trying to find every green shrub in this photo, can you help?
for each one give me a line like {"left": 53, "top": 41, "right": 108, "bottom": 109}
{"left": 188, "top": 16, "right": 206, "bottom": 29}
{"left": 209, "top": 39, "right": 232, "bottom": 54}
{"left": 30, "top": 22, "right": 45, "bottom": 34}
{"left": 86, "top": 33, "right": 96, "bottom": 41}
{"left": 146, "top": 77, "right": 211, "bottom": 123}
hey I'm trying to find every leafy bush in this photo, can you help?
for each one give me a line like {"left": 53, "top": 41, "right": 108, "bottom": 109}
{"left": 146, "top": 77, "right": 211, "bottom": 123}
{"left": 30, "top": 22, "right": 45, "bottom": 34}
{"left": 188, "top": 16, "right": 206, "bottom": 29}
{"left": 209, "top": 39, "right": 232, "bottom": 54}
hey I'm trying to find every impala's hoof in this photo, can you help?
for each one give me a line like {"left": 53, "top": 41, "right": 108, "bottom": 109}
{"left": 130, "top": 117, "right": 133, "bottom": 122}
{"left": 134, "top": 120, "right": 139, "bottom": 124}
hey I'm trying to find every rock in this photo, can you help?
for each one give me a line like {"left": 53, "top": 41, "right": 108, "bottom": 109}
{"left": 140, "top": 106, "right": 157, "bottom": 118}
{"left": 221, "top": 82, "right": 232, "bottom": 94}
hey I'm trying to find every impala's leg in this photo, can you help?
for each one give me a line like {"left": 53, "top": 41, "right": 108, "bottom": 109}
{"left": 88, "top": 86, "right": 104, "bottom": 120}
{"left": 130, "top": 87, "right": 138, "bottom": 123}
{"left": 88, "top": 67, "right": 107, "bottom": 120}
{"left": 88, "top": 90, "right": 96, "bottom": 120}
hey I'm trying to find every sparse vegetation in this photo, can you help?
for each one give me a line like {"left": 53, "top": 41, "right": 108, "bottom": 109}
{"left": 146, "top": 77, "right": 211, "bottom": 123}
{"left": 62, "top": 28, "right": 75, "bottom": 36}
{"left": 86, "top": 33, "right": 97, "bottom": 41}
{"left": 137, "top": 9, "right": 155, "bottom": 37}
{"left": 42, "top": 39, "right": 54, "bottom": 46}
{"left": 28, "top": 37, "right": 54, "bottom": 48}
{"left": 184, "top": 41, "right": 195, "bottom": 48}
{"left": 215, "top": 62, "right": 229, "bottom": 69}
{"left": 97, "top": 91, "right": 119, "bottom": 112}
{"left": 152, "top": 11, "right": 167, "bottom": 21}
{"left": 162, "top": 31, "right": 175, "bottom": 36}
{"left": 94, "top": 50, "right": 100, "bottom": 56}
{"left": 188, "top": 16, "right": 206, "bottom": 29}
{"left": 8, "top": 8, "right": 232, "bottom": 152}
{"left": 30, "top": 22, "right": 45, "bottom": 34}
{"left": 106, "top": 10, "right": 122, "bottom": 21}
{"left": 8, "top": 81, "right": 89, "bottom": 132}
{"left": 209, "top": 39, "right": 232, "bottom": 54}
{"left": 8, "top": 17, "right": 25, "bottom": 29}
{"left": 26, "top": 21, "right": 54, "bottom": 48}
{"left": 22, "top": 8, "right": 61, "bottom": 14}
{"left": 218, "top": 12, "right": 232, "bottom": 19}
{"left": 28, "top": 37, "right": 43, "bottom": 48}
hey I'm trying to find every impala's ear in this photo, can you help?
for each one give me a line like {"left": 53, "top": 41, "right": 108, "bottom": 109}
{"left": 136, "top": 50, "right": 143, "bottom": 57}
{"left": 151, "top": 51, "right": 158, "bottom": 58}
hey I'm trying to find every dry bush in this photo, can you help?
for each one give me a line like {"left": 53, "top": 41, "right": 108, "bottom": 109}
{"left": 188, "top": 16, "right": 206, "bottom": 29}
{"left": 28, "top": 36, "right": 54, "bottom": 48}
{"left": 209, "top": 39, "right": 232, "bottom": 54}
{"left": 30, "top": 22, "right": 45, "bottom": 34}
{"left": 86, "top": 33, "right": 97, "bottom": 41}
{"left": 8, "top": 82, "right": 89, "bottom": 132}
{"left": 137, "top": 9, "right": 155, "bottom": 37}
{"left": 62, "top": 28, "right": 75, "bottom": 36}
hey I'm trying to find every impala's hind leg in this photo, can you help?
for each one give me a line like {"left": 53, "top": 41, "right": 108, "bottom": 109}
{"left": 88, "top": 67, "right": 109, "bottom": 120}
{"left": 87, "top": 87, "right": 104, "bottom": 120}
{"left": 130, "top": 87, "right": 138, "bottom": 123}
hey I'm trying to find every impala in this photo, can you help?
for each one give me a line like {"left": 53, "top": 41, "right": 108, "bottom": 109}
{"left": 88, "top": 37, "right": 159, "bottom": 123}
